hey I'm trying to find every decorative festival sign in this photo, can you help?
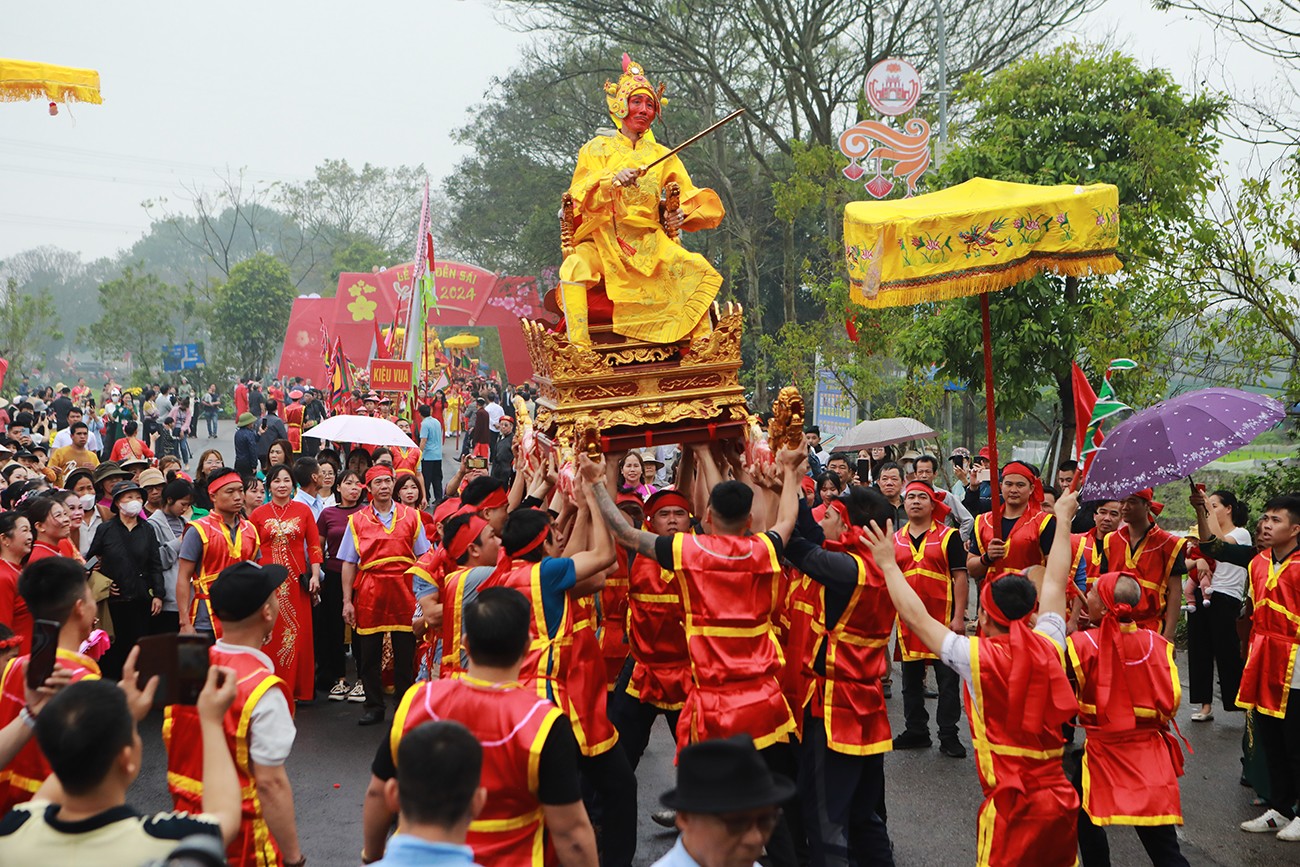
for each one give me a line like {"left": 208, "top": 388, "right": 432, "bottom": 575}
{"left": 840, "top": 59, "right": 931, "bottom": 199}
{"left": 369, "top": 359, "right": 413, "bottom": 393}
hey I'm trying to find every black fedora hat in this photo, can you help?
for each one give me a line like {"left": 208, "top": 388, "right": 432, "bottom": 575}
{"left": 660, "top": 735, "right": 796, "bottom": 813}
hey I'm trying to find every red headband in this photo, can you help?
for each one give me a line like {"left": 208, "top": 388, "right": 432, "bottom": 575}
{"left": 1131, "top": 488, "right": 1164, "bottom": 516}
{"left": 903, "top": 481, "right": 951, "bottom": 523}
{"left": 1001, "top": 461, "right": 1044, "bottom": 510}
{"left": 980, "top": 578, "right": 1077, "bottom": 741}
{"left": 0, "top": 635, "right": 20, "bottom": 652}
{"left": 828, "top": 498, "right": 851, "bottom": 527}
{"left": 471, "top": 487, "right": 509, "bottom": 511}
{"left": 366, "top": 465, "right": 394, "bottom": 484}
{"left": 207, "top": 472, "right": 242, "bottom": 496}
{"left": 432, "top": 497, "right": 463, "bottom": 526}
{"left": 511, "top": 524, "right": 550, "bottom": 558}
{"left": 447, "top": 515, "right": 489, "bottom": 560}
{"left": 645, "top": 489, "right": 691, "bottom": 517}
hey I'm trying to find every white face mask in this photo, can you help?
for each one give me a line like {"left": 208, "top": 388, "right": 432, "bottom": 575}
{"left": 119, "top": 500, "right": 143, "bottom": 518}
{"left": 79, "top": 494, "right": 95, "bottom": 510}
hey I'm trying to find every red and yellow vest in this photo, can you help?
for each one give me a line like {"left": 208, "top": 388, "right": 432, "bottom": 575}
{"left": 347, "top": 504, "right": 422, "bottom": 633}
{"left": 283, "top": 403, "right": 304, "bottom": 452}
{"left": 439, "top": 565, "right": 474, "bottom": 679}
{"left": 1069, "top": 531, "right": 1105, "bottom": 602}
{"left": 1103, "top": 525, "right": 1186, "bottom": 633}
{"left": 1068, "top": 625, "right": 1183, "bottom": 825}
{"left": 598, "top": 548, "right": 632, "bottom": 690}
{"left": 807, "top": 549, "right": 895, "bottom": 755}
{"left": 390, "top": 446, "right": 421, "bottom": 474}
{"left": 0, "top": 648, "right": 100, "bottom": 812}
{"left": 1238, "top": 549, "right": 1300, "bottom": 717}
{"left": 188, "top": 513, "right": 260, "bottom": 637}
{"left": 625, "top": 550, "right": 691, "bottom": 711}
{"left": 166, "top": 645, "right": 292, "bottom": 867}
{"left": 778, "top": 567, "right": 824, "bottom": 740}
{"left": 893, "top": 522, "right": 958, "bottom": 661}
{"left": 965, "top": 631, "right": 1079, "bottom": 867}
{"left": 489, "top": 558, "right": 618, "bottom": 756}
{"left": 973, "top": 510, "right": 1052, "bottom": 581}
{"left": 393, "top": 677, "right": 563, "bottom": 867}
{"left": 669, "top": 532, "right": 795, "bottom": 751}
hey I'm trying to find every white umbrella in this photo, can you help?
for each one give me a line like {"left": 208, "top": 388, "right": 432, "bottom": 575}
{"left": 303, "top": 415, "right": 417, "bottom": 448}
{"left": 835, "top": 417, "right": 936, "bottom": 452}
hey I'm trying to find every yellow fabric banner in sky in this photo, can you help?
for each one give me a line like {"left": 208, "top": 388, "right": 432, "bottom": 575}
{"left": 0, "top": 58, "right": 102, "bottom": 104}
{"left": 843, "top": 178, "right": 1121, "bottom": 308}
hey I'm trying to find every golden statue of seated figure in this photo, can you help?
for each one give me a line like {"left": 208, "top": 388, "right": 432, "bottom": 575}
{"left": 557, "top": 54, "right": 726, "bottom": 347}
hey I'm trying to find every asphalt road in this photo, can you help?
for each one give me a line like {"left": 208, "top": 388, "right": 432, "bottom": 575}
{"left": 123, "top": 421, "right": 1284, "bottom": 866}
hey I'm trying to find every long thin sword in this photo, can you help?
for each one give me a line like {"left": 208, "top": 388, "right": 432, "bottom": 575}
{"left": 616, "top": 108, "right": 747, "bottom": 185}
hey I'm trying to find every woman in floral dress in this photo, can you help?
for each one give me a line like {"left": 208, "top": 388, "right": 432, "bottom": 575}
{"left": 249, "top": 464, "right": 322, "bottom": 701}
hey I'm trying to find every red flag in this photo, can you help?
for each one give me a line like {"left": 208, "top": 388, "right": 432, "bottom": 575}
{"left": 1071, "top": 362, "right": 1097, "bottom": 461}
{"left": 0, "top": 358, "right": 8, "bottom": 392}
{"left": 372, "top": 319, "right": 388, "bottom": 360}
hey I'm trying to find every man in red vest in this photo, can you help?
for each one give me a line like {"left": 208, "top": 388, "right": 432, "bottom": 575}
{"left": 176, "top": 467, "right": 261, "bottom": 637}
{"left": 0, "top": 557, "right": 104, "bottom": 811}
{"left": 878, "top": 489, "right": 1082, "bottom": 866}
{"left": 362, "top": 587, "right": 598, "bottom": 867}
{"left": 607, "top": 489, "right": 693, "bottom": 771}
{"left": 586, "top": 445, "right": 806, "bottom": 867}
{"left": 890, "top": 480, "right": 968, "bottom": 758}
{"left": 966, "top": 461, "right": 1056, "bottom": 583}
{"left": 1235, "top": 494, "right": 1300, "bottom": 841}
{"left": 783, "top": 484, "right": 898, "bottom": 866}
{"left": 1068, "top": 571, "right": 1189, "bottom": 865}
{"left": 283, "top": 389, "right": 305, "bottom": 454}
{"left": 341, "top": 464, "right": 431, "bottom": 725}
{"left": 165, "top": 560, "right": 304, "bottom": 867}
{"left": 1071, "top": 500, "right": 1121, "bottom": 593}
{"left": 488, "top": 487, "right": 634, "bottom": 867}
{"left": 1100, "top": 489, "right": 1187, "bottom": 641}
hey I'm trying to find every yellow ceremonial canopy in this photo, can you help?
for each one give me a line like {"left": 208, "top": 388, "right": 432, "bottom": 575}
{"left": 0, "top": 58, "right": 102, "bottom": 104}
{"left": 843, "top": 178, "right": 1121, "bottom": 308}
{"left": 442, "top": 334, "right": 481, "bottom": 350}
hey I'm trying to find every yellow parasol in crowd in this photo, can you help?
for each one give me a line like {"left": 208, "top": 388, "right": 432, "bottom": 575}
{"left": 442, "top": 334, "right": 480, "bottom": 351}
{"left": 0, "top": 58, "right": 102, "bottom": 107}
{"left": 843, "top": 177, "right": 1121, "bottom": 519}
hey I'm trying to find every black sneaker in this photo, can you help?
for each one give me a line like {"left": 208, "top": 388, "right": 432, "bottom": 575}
{"left": 892, "top": 731, "right": 932, "bottom": 750}
{"left": 939, "top": 737, "right": 967, "bottom": 758}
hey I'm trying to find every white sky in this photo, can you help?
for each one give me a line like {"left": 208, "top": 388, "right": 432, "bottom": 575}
{"left": 0, "top": 0, "right": 1284, "bottom": 262}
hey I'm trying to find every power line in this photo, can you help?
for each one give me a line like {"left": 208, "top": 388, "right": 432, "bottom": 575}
{"left": 0, "top": 137, "right": 309, "bottom": 184}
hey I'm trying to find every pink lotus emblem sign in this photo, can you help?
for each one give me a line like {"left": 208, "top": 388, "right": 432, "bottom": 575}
{"left": 864, "top": 59, "right": 922, "bottom": 117}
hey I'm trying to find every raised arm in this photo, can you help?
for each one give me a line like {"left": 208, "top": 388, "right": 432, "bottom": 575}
{"left": 570, "top": 474, "right": 617, "bottom": 586}
{"left": 1038, "top": 490, "right": 1078, "bottom": 620}
{"left": 769, "top": 445, "right": 809, "bottom": 545}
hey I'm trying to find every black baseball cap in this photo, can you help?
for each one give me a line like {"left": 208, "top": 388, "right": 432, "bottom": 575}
{"left": 209, "top": 561, "right": 288, "bottom": 622}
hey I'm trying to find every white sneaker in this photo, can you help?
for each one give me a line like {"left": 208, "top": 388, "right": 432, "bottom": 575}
{"left": 1278, "top": 816, "right": 1300, "bottom": 841}
{"left": 347, "top": 681, "right": 366, "bottom": 703}
{"left": 1241, "top": 809, "right": 1289, "bottom": 833}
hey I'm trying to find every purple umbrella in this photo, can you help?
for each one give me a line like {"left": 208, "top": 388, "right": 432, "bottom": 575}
{"left": 1079, "top": 387, "right": 1285, "bottom": 501}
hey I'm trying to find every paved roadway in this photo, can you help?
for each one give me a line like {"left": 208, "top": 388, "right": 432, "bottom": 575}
{"left": 123, "top": 421, "right": 1281, "bottom": 866}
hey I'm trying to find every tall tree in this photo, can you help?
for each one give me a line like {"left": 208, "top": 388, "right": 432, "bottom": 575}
{"left": 0, "top": 279, "right": 63, "bottom": 379}
{"left": 82, "top": 264, "right": 179, "bottom": 377}
{"left": 211, "top": 253, "right": 296, "bottom": 378}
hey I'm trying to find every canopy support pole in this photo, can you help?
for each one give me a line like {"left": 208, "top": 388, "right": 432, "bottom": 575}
{"left": 980, "top": 294, "right": 1002, "bottom": 524}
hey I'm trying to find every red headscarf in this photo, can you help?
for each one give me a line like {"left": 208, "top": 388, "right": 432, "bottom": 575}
{"left": 980, "top": 578, "right": 1077, "bottom": 738}
{"left": 1131, "top": 488, "right": 1165, "bottom": 517}
{"left": 903, "top": 480, "right": 951, "bottom": 524}
{"left": 1000, "top": 461, "right": 1044, "bottom": 511}
{"left": 1092, "top": 570, "right": 1148, "bottom": 731}
{"left": 446, "top": 515, "right": 490, "bottom": 561}
{"left": 365, "top": 465, "right": 394, "bottom": 485}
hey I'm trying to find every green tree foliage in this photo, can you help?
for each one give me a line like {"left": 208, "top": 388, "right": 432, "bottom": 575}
{"left": 0, "top": 279, "right": 63, "bottom": 376}
{"left": 886, "top": 43, "right": 1225, "bottom": 457}
{"left": 82, "top": 264, "right": 180, "bottom": 377}
{"left": 211, "top": 253, "right": 296, "bottom": 378}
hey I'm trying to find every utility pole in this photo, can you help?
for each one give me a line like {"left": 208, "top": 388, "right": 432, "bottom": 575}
{"left": 933, "top": 0, "right": 948, "bottom": 166}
